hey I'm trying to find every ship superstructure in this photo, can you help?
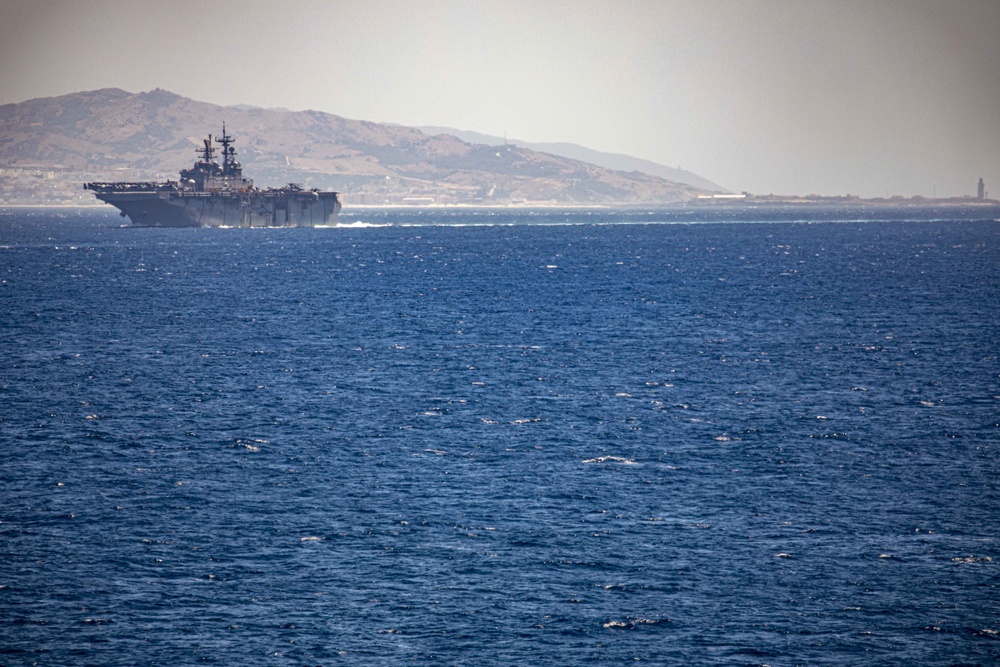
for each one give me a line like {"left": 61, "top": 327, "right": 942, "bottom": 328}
{"left": 85, "top": 125, "right": 340, "bottom": 227}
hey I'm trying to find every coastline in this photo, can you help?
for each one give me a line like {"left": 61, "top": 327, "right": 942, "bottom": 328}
{"left": 3, "top": 199, "right": 999, "bottom": 211}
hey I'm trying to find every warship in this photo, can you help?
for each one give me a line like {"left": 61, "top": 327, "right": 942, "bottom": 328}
{"left": 85, "top": 125, "right": 341, "bottom": 227}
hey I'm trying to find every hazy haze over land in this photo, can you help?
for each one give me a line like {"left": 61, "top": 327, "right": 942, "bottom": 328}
{"left": 1, "top": 0, "right": 998, "bottom": 198}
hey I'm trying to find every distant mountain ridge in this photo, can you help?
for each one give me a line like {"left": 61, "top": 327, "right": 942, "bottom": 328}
{"left": 0, "top": 88, "right": 715, "bottom": 205}
{"left": 417, "top": 126, "right": 725, "bottom": 192}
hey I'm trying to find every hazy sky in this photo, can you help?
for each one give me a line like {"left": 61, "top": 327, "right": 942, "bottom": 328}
{"left": 2, "top": 0, "right": 998, "bottom": 197}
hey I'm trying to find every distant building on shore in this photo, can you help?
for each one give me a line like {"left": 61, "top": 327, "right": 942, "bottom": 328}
{"left": 978, "top": 178, "right": 986, "bottom": 200}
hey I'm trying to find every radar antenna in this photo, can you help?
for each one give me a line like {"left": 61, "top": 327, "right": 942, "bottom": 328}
{"left": 199, "top": 135, "right": 216, "bottom": 163}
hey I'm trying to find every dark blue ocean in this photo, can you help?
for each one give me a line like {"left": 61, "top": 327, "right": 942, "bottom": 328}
{"left": 2, "top": 206, "right": 999, "bottom": 666}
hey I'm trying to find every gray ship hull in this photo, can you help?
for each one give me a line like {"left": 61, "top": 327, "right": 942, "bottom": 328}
{"left": 95, "top": 190, "right": 340, "bottom": 228}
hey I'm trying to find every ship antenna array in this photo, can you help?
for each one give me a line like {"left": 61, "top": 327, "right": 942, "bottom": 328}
{"left": 219, "top": 122, "right": 238, "bottom": 174}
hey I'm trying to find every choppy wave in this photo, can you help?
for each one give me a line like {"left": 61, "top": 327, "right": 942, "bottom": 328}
{"left": 582, "top": 455, "right": 636, "bottom": 464}
{"left": 1, "top": 209, "right": 998, "bottom": 665}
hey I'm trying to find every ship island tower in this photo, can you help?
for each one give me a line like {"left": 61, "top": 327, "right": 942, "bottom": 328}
{"left": 978, "top": 178, "right": 986, "bottom": 200}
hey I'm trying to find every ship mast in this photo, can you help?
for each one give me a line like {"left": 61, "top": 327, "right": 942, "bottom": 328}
{"left": 199, "top": 134, "right": 216, "bottom": 164}
{"left": 219, "top": 122, "right": 240, "bottom": 176}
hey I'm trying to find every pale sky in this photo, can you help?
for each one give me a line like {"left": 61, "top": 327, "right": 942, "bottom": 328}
{"left": 1, "top": 0, "right": 998, "bottom": 197}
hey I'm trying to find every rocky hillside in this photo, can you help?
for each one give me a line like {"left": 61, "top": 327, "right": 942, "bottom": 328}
{"left": 0, "top": 88, "right": 712, "bottom": 205}
{"left": 417, "top": 125, "right": 725, "bottom": 192}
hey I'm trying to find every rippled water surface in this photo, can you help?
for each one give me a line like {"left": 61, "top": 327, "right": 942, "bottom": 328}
{"left": 2, "top": 207, "right": 999, "bottom": 665}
